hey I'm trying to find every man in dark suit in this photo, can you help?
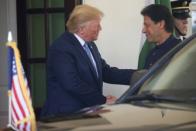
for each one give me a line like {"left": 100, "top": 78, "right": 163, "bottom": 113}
{"left": 171, "top": 0, "right": 191, "bottom": 40}
{"left": 141, "top": 4, "right": 181, "bottom": 69}
{"left": 41, "top": 4, "right": 135, "bottom": 117}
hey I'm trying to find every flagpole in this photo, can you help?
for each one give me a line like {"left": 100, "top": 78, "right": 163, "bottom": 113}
{"left": 7, "top": 31, "right": 15, "bottom": 130}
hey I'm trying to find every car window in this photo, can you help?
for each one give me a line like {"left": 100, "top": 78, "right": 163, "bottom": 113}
{"left": 138, "top": 37, "right": 196, "bottom": 100}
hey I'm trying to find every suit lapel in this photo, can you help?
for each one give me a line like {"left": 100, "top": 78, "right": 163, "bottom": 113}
{"left": 69, "top": 34, "right": 99, "bottom": 81}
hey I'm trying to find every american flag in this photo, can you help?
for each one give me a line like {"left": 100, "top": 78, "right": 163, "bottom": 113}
{"left": 7, "top": 42, "right": 36, "bottom": 131}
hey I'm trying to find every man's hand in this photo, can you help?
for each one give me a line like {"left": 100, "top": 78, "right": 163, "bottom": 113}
{"left": 106, "top": 95, "right": 117, "bottom": 105}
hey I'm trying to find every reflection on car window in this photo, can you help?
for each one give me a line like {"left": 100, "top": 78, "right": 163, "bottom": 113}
{"left": 139, "top": 37, "right": 196, "bottom": 100}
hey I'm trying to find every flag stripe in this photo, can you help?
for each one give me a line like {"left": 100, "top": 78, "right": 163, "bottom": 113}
{"left": 14, "top": 75, "right": 31, "bottom": 117}
{"left": 12, "top": 80, "right": 27, "bottom": 119}
{"left": 11, "top": 101, "right": 19, "bottom": 124}
{"left": 13, "top": 74, "right": 31, "bottom": 131}
{"left": 11, "top": 90, "right": 23, "bottom": 122}
{"left": 11, "top": 66, "right": 30, "bottom": 130}
{"left": 13, "top": 76, "right": 31, "bottom": 118}
{"left": 12, "top": 82, "right": 26, "bottom": 130}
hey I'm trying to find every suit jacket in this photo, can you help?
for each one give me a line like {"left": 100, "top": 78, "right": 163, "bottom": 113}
{"left": 41, "top": 31, "right": 134, "bottom": 117}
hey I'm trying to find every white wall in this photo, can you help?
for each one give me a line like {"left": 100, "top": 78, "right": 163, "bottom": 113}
{"left": 84, "top": 0, "right": 145, "bottom": 98}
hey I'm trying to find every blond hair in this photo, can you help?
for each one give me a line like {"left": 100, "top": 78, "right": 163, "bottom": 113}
{"left": 66, "top": 4, "right": 104, "bottom": 33}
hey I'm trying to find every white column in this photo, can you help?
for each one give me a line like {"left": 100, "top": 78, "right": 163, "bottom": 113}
{"left": 0, "top": 0, "right": 17, "bottom": 128}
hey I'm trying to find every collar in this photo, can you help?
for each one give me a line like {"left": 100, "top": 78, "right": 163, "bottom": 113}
{"left": 156, "top": 35, "right": 175, "bottom": 49}
{"left": 74, "top": 33, "right": 85, "bottom": 47}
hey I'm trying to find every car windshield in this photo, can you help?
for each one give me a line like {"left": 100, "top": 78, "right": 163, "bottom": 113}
{"left": 137, "top": 36, "right": 196, "bottom": 101}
